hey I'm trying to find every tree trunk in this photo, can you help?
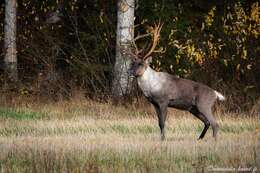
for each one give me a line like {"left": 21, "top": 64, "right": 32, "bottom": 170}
{"left": 112, "top": 0, "right": 135, "bottom": 97}
{"left": 4, "top": 0, "right": 17, "bottom": 82}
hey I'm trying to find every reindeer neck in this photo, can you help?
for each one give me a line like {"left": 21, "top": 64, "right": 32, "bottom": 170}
{"left": 137, "top": 66, "right": 162, "bottom": 97}
{"left": 139, "top": 66, "right": 157, "bottom": 80}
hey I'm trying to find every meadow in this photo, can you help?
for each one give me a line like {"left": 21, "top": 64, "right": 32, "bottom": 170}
{"left": 0, "top": 97, "right": 259, "bottom": 173}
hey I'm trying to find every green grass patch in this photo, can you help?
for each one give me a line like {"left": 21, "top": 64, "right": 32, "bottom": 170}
{"left": 0, "top": 107, "right": 44, "bottom": 120}
{"left": 221, "top": 123, "right": 257, "bottom": 133}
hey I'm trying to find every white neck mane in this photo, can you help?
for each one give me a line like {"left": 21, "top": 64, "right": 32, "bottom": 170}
{"left": 137, "top": 66, "right": 165, "bottom": 97}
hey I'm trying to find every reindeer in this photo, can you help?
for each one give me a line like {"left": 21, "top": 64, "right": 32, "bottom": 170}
{"left": 127, "top": 22, "right": 225, "bottom": 141}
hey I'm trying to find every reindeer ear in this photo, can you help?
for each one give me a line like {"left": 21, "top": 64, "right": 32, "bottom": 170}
{"left": 145, "top": 56, "right": 153, "bottom": 64}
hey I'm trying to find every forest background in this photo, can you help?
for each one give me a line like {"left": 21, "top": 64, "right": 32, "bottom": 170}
{"left": 0, "top": 0, "right": 259, "bottom": 112}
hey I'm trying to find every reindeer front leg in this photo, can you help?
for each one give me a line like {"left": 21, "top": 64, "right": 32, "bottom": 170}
{"left": 152, "top": 102, "right": 168, "bottom": 141}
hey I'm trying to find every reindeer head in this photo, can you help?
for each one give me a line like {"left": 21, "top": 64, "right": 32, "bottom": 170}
{"left": 127, "top": 22, "right": 164, "bottom": 77}
{"left": 128, "top": 56, "right": 153, "bottom": 77}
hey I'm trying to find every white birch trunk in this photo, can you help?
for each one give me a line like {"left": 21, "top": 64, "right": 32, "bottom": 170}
{"left": 112, "top": 0, "right": 135, "bottom": 97}
{"left": 4, "top": 0, "right": 17, "bottom": 81}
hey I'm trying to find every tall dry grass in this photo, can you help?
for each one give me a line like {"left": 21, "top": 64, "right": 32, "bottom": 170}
{"left": 0, "top": 96, "right": 259, "bottom": 173}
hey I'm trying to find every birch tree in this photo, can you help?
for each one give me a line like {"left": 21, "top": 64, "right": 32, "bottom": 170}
{"left": 112, "top": 0, "right": 135, "bottom": 97}
{"left": 4, "top": 0, "right": 17, "bottom": 81}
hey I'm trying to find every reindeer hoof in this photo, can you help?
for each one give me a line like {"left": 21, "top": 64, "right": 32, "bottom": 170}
{"left": 198, "top": 136, "right": 204, "bottom": 140}
{"left": 161, "top": 135, "right": 165, "bottom": 141}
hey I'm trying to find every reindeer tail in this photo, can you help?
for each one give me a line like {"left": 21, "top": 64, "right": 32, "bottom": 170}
{"left": 214, "top": 90, "right": 225, "bottom": 101}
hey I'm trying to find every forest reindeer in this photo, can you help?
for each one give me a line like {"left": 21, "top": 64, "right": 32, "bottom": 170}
{"left": 127, "top": 22, "right": 225, "bottom": 141}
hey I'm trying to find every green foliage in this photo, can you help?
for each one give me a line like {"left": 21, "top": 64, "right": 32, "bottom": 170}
{"left": 221, "top": 2, "right": 259, "bottom": 76}
{"left": 137, "top": 1, "right": 259, "bottom": 81}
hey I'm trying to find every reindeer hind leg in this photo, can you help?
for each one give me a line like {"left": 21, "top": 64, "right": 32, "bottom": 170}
{"left": 189, "top": 106, "right": 210, "bottom": 140}
{"left": 197, "top": 105, "right": 219, "bottom": 141}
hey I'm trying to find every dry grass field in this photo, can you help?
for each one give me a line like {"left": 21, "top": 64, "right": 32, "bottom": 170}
{"left": 0, "top": 97, "right": 259, "bottom": 173}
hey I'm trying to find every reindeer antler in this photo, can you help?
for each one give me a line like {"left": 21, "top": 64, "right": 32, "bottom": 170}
{"left": 131, "top": 21, "right": 165, "bottom": 60}
{"left": 132, "top": 32, "right": 151, "bottom": 57}
{"left": 143, "top": 21, "right": 164, "bottom": 60}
